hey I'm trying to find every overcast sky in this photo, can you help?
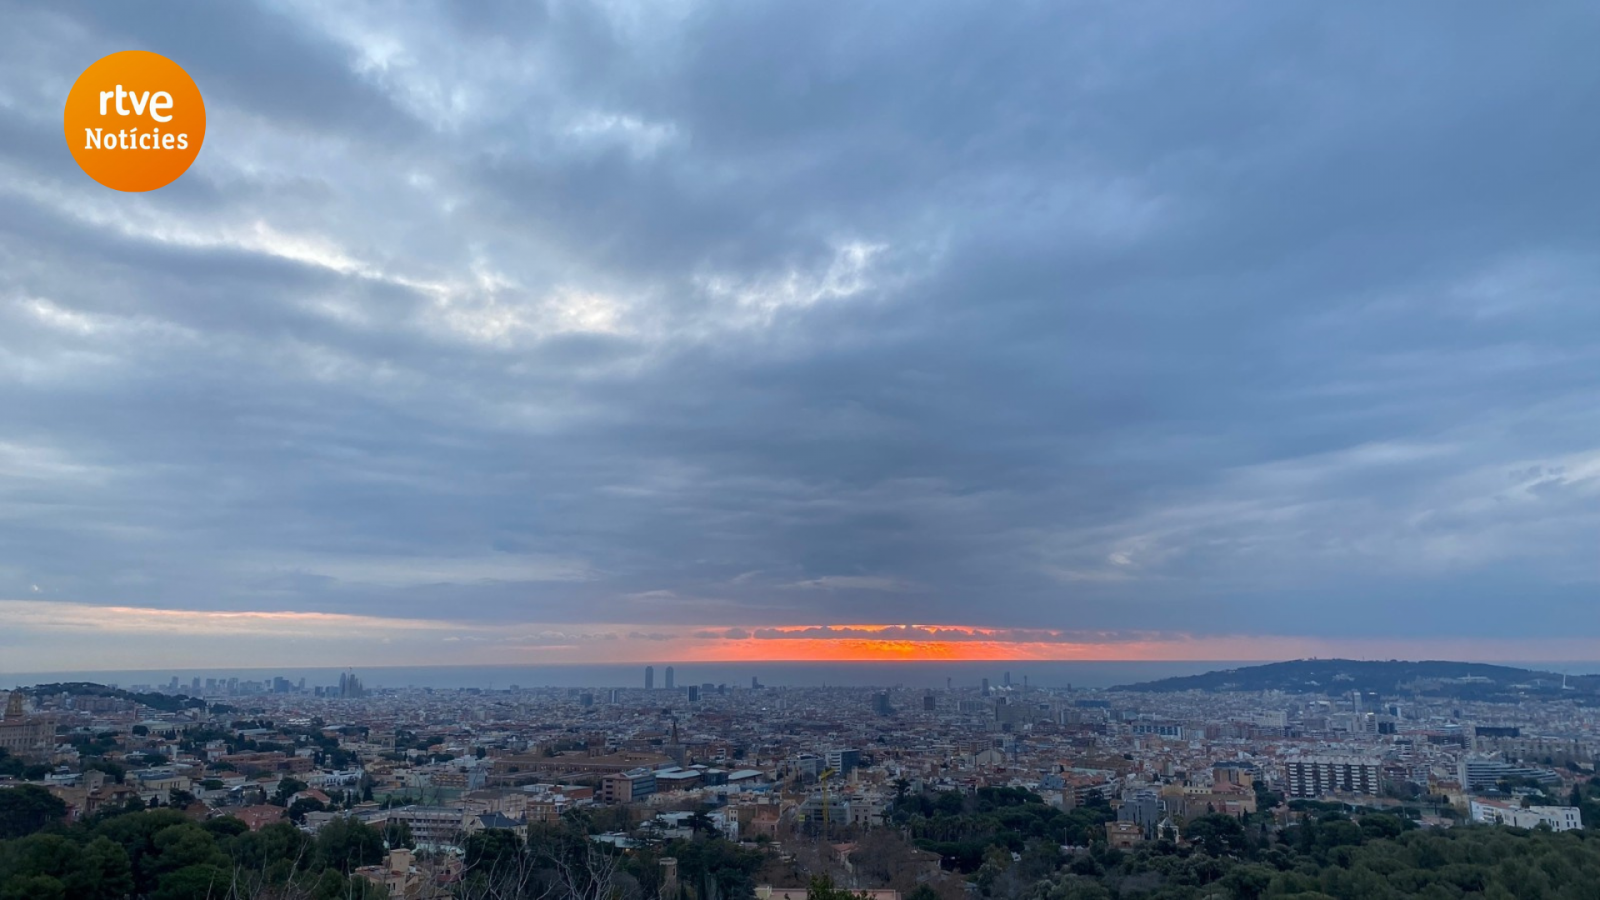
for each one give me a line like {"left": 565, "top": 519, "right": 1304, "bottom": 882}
{"left": 3, "top": 1, "right": 1599, "bottom": 672}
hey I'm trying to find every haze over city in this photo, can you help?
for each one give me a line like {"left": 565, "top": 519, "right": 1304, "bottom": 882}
{"left": 4, "top": 2, "right": 1600, "bottom": 673}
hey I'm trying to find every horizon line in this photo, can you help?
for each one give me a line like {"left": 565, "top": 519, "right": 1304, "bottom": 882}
{"left": 9, "top": 656, "right": 1600, "bottom": 679}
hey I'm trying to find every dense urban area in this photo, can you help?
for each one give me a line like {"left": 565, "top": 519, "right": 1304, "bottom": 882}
{"left": 5, "top": 660, "right": 1600, "bottom": 899}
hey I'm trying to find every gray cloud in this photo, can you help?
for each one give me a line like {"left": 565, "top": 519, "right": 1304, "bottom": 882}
{"left": 2, "top": 0, "right": 1600, "bottom": 664}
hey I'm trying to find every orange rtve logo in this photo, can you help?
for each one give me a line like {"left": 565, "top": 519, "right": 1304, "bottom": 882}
{"left": 63, "top": 51, "right": 206, "bottom": 192}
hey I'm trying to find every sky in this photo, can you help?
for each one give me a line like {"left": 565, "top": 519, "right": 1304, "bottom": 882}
{"left": 2, "top": 1, "right": 1599, "bottom": 673}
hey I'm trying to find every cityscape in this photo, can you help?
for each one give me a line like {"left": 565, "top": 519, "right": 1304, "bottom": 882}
{"left": 5, "top": 659, "right": 1600, "bottom": 897}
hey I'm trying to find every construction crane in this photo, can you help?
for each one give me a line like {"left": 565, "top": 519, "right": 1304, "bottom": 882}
{"left": 819, "top": 767, "right": 838, "bottom": 839}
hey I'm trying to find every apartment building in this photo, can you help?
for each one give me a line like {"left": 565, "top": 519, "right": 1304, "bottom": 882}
{"left": 1284, "top": 755, "right": 1382, "bottom": 798}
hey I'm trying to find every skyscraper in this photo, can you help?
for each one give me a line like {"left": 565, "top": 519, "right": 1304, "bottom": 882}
{"left": 665, "top": 666, "right": 675, "bottom": 690}
{"left": 337, "top": 671, "right": 364, "bottom": 698}
{"left": 827, "top": 748, "right": 861, "bottom": 775}
{"left": 646, "top": 666, "right": 655, "bottom": 690}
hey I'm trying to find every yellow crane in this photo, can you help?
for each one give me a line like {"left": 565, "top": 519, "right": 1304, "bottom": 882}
{"left": 819, "top": 767, "right": 837, "bottom": 838}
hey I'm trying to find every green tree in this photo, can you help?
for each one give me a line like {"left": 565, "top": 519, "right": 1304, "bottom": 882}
{"left": 144, "top": 824, "right": 228, "bottom": 884}
{"left": 74, "top": 835, "right": 137, "bottom": 900}
{"left": 93, "top": 808, "right": 192, "bottom": 893}
{"left": 288, "top": 796, "right": 327, "bottom": 823}
{"left": 0, "top": 785, "right": 67, "bottom": 839}
{"left": 688, "top": 806, "right": 720, "bottom": 838}
{"left": 201, "top": 816, "right": 250, "bottom": 840}
{"left": 151, "top": 863, "right": 231, "bottom": 900}
{"left": 272, "top": 776, "right": 309, "bottom": 807}
{"left": 1184, "top": 813, "right": 1250, "bottom": 858}
{"left": 314, "top": 817, "right": 385, "bottom": 873}
{"left": 227, "top": 820, "right": 313, "bottom": 879}
{"left": 1220, "top": 863, "right": 1275, "bottom": 900}
{"left": 384, "top": 818, "right": 415, "bottom": 849}
{"left": 668, "top": 835, "right": 766, "bottom": 900}
{"left": 0, "top": 874, "right": 66, "bottom": 900}
{"left": 465, "top": 828, "right": 524, "bottom": 871}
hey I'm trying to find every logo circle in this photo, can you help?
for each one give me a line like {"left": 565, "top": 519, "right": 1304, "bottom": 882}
{"left": 63, "top": 51, "right": 206, "bottom": 192}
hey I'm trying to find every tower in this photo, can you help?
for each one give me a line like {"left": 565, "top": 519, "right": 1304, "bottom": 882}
{"left": 646, "top": 666, "right": 655, "bottom": 690}
{"left": 659, "top": 858, "right": 679, "bottom": 900}
{"left": 4, "top": 691, "right": 23, "bottom": 720}
{"left": 665, "top": 666, "right": 675, "bottom": 690}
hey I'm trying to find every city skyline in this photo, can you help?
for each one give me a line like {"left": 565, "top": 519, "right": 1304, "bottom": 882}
{"left": 4, "top": 3, "right": 1600, "bottom": 670}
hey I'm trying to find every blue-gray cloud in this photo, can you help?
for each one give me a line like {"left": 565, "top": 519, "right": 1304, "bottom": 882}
{"left": 2, "top": 0, "right": 1599, "bottom": 660}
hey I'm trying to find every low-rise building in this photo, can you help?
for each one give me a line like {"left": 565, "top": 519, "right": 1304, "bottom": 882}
{"left": 600, "top": 768, "right": 657, "bottom": 804}
{"left": 1106, "top": 820, "right": 1145, "bottom": 849}
{"left": 1469, "top": 800, "right": 1583, "bottom": 832}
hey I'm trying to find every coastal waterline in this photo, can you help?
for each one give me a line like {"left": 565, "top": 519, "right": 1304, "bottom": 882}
{"left": 7, "top": 660, "right": 1253, "bottom": 692}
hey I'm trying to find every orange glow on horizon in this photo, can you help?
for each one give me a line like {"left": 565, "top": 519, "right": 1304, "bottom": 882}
{"left": 669, "top": 622, "right": 1228, "bottom": 662}
{"left": 666, "top": 626, "right": 1600, "bottom": 664}
{"left": 8, "top": 600, "right": 1599, "bottom": 668}
{"left": 685, "top": 638, "right": 1210, "bottom": 662}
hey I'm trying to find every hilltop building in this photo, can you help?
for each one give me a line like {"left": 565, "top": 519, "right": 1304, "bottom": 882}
{"left": 0, "top": 691, "right": 53, "bottom": 761}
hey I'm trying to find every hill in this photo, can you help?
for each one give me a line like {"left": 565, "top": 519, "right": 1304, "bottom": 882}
{"left": 1112, "top": 658, "right": 1600, "bottom": 700}
{"left": 25, "top": 682, "right": 207, "bottom": 714}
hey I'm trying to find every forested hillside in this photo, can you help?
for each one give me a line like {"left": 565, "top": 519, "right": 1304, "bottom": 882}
{"left": 5, "top": 782, "right": 1600, "bottom": 899}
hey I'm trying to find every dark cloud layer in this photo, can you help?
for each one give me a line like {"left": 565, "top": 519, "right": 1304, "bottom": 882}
{"left": 2, "top": 0, "right": 1599, "bottom": 655}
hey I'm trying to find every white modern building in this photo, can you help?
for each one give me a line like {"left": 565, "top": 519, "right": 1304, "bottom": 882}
{"left": 1470, "top": 800, "right": 1583, "bottom": 832}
